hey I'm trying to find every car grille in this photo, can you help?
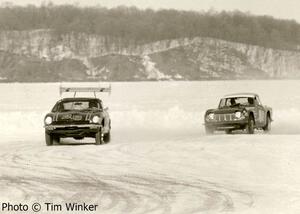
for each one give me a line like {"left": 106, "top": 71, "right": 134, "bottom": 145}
{"left": 215, "top": 113, "right": 235, "bottom": 122}
{"left": 53, "top": 113, "right": 91, "bottom": 125}
{"left": 52, "top": 121, "right": 90, "bottom": 125}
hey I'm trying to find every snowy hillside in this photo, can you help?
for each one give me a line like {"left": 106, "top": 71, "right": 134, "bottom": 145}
{"left": 0, "top": 30, "right": 300, "bottom": 81}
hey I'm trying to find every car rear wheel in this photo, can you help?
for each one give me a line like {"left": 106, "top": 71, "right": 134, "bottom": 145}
{"left": 45, "top": 132, "right": 53, "bottom": 146}
{"left": 95, "top": 129, "right": 104, "bottom": 145}
{"left": 246, "top": 116, "right": 255, "bottom": 134}
{"left": 263, "top": 115, "right": 271, "bottom": 132}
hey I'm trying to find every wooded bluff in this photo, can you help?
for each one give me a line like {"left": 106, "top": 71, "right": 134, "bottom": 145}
{"left": 0, "top": 4, "right": 299, "bottom": 81}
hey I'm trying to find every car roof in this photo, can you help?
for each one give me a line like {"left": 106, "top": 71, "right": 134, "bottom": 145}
{"left": 59, "top": 97, "right": 101, "bottom": 102}
{"left": 222, "top": 93, "right": 258, "bottom": 98}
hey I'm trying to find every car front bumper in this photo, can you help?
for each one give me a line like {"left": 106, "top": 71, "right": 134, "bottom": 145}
{"left": 45, "top": 124, "right": 102, "bottom": 138}
{"left": 205, "top": 119, "right": 248, "bottom": 130}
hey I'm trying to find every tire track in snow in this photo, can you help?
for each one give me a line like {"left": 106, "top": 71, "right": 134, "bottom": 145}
{"left": 0, "top": 137, "right": 254, "bottom": 213}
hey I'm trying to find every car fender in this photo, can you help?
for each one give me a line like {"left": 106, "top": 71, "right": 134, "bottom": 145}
{"left": 264, "top": 106, "right": 273, "bottom": 121}
{"left": 101, "top": 113, "right": 110, "bottom": 133}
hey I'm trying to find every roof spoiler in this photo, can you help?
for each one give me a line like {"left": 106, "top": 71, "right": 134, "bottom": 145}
{"left": 59, "top": 84, "right": 111, "bottom": 97}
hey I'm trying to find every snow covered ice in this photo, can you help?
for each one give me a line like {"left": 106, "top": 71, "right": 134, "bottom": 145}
{"left": 0, "top": 80, "right": 300, "bottom": 213}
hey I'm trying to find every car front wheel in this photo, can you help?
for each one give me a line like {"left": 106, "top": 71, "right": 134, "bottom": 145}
{"left": 45, "top": 132, "right": 53, "bottom": 146}
{"left": 103, "top": 131, "right": 111, "bottom": 143}
{"left": 225, "top": 129, "right": 232, "bottom": 134}
{"left": 246, "top": 116, "right": 255, "bottom": 134}
{"left": 53, "top": 135, "right": 60, "bottom": 144}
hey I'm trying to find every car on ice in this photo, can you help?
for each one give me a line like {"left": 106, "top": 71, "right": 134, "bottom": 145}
{"left": 44, "top": 86, "right": 111, "bottom": 146}
{"left": 204, "top": 93, "right": 272, "bottom": 134}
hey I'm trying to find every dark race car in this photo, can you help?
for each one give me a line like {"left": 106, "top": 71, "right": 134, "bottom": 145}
{"left": 44, "top": 86, "right": 111, "bottom": 146}
{"left": 204, "top": 93, "right": 273, "bottom": 134}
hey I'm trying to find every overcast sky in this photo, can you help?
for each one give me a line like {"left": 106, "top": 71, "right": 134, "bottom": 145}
{"left": 1, "top": 0, "right": 300, "bottom": 23}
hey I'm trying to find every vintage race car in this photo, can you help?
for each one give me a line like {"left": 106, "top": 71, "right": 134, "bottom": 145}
{"left": 44, "top": 86, "right": 111, "bottom": 145}
{"left": 204, "top": 93, "right": 273, "bottom": 134}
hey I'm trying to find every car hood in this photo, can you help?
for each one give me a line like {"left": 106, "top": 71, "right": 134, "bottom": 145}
{"left": 207, "top": 107, "right": 246, "bottom": 114}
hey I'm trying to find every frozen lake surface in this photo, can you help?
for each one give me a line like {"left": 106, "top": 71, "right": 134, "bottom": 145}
{"left": 0, "top": 81, "right": 300, "bottom": 213}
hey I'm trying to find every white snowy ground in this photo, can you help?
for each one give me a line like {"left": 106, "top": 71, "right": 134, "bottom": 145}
{"left": 0, "top": 81, "right": 300, "bottom": 214}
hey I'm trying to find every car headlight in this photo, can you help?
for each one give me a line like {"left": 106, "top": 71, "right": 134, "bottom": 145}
{"left": 45, "top": 116, "right": 52, "bottom": 125}
{"left": 92, "top": 116, "right": 100, "bottom": 123}
{"left": 235, "top": 111, "right": 242, "bottom": 118}
{"left": 206, "top": 113, "right": 215, "bottom": 121}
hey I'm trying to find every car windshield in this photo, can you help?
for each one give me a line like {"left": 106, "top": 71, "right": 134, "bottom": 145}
{"left": 55, "top": 100, "right": 100, "bottom": 112}
{"left": 219, "top": 97, "right": 254, "bottom": 108}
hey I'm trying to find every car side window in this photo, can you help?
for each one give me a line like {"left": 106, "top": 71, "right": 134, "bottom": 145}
{"left": 247, "top": 98, "right": 254, "bottom": 106}
{"left": 255, "top": 96, "right": 262, "bottom": 105}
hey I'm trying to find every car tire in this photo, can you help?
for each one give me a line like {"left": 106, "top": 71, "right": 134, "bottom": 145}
{"left": 205, "top": 126, "right": 214, "bottom": 135}
{"left": 45, "top": 132, "right": 54, "bottom": 146}
{"left": 95, "top": 129, "right": 104, "bottom": 145}
{"left": 225, "top": 130, "right": 232, "bottom": 134}
{"left": 103, "top": 131, "right": 111, "bottom": 143}
{"left": 246, "top": 116, "right": 255, "bottom": 134}
{"left": 53, "top": 135, "right": 60, "bottom": 144}
{"left": 263, "top": 115, "right": 271, "bottom": 132}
